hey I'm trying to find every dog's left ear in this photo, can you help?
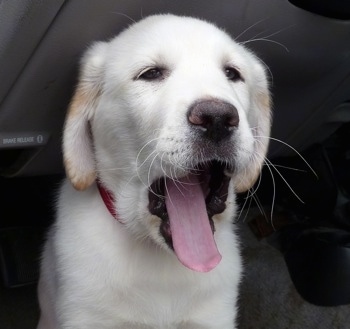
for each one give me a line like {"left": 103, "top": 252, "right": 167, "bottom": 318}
{"left": 234, "top": 60, "right": 272, "bottom": 193}
{"left": 63, "top": 42, "right": 108, "bottom": 191}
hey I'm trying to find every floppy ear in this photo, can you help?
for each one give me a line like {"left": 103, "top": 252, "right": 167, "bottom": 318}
{"left": 234, "top": 62, "right": 272, "bottom": 193}
{"left": 63, "top": 42, "right": 108, "bottom": 191}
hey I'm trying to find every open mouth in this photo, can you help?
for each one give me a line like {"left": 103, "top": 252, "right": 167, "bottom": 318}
{"left": 148, "top": 160, "right": 231, "bottom": 272}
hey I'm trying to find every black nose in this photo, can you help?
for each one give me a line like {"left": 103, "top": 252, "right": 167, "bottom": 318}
{"left": 188, "top": 99, "right": 239, "bottom": 142}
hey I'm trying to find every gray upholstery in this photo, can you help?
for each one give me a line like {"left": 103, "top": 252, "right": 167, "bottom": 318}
{"left": 0, "top": 0, "right": 350, "bottom": 176}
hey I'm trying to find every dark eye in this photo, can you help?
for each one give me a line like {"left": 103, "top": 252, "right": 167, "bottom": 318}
{"left": 138, "top": 67, "right": 164, "bottom": 81}
{"left": 224, "top": 67, "right": 242, "bottom": 82}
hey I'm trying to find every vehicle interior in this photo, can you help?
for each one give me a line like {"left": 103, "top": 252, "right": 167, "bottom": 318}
{"left": 1, "top": 0, "right": 350, "bottom": 328}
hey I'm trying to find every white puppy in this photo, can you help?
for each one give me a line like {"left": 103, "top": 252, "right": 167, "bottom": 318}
{"left": 37, "top": 14, "right": 271, "bottom": 329}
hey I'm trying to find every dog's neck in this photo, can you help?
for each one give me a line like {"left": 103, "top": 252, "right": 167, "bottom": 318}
{"left": 97, "top": 181, "right": 119, "bottom": 220}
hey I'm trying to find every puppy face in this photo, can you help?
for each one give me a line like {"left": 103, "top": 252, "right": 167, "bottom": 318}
{"left": 63, "top": 14, "right": 271, "bottom": 272}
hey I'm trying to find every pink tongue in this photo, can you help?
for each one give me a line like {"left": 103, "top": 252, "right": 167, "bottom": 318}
{"left": 165, "top": 174, "right": 222, "bottom": 272}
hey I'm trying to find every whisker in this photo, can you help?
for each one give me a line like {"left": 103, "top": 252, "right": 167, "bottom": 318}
{"left": 241, "top": 24, "right": 294, "bottom": 53}
{"left": 159, "top": 152, "right": 169, "bottom": 178}
{"left": 253, "top": 138, "right": 305, "bottom": 205}
{"left": 236, "top": 191, "right": 253, "bottom": 223}
{"left": 265, "top": 157, "right": 304, "bottom": 204}
{"left": 235, "top": 17, "right": 270, "bottom": 41}
{"left": 252, "top": 191, "right": 268, "bottom": 222}
{"left": 242, "top": 38, "right": 290, "bottom": 52}
{"left": 269, "top": 164, "right": 307, "bottom": 173}
{"left": 136, "top": 137, "right": 161, "bottom": 169}
{"left": 111, "top": 11, "right": 137, "bottom": 23}
{"left": 135, "top": 138, "right": 163, "bottom": 193}
{"left": 244, "top": 188, "right": 267, "bottom": 224}
{"left": 237, "top": 153, "right": 268, "bottom": 222}
{"left": 147, "top": 152, "right": 160, "bottom": 189}
{"left": 245, "top": 162, "right": 264, "bottom": 199}
{"left": 256, "top": 57, "right": 274, "bottom": 85}
{"left": 164, "top": 175, "right": 177, "bottom": 213}
{"left": 136, "top": 149, "right": 157, "bottom": 184}
{"left": 165, "top": 153, "right": 203, "bottom": 176}
{"left": 263, "top": 158, "right": 276, "bottom": 229}
{"left": 260, "top": 25, "right": 295, "bottom": 41}
{"left": 255, "top": 135, "right": 318, "bottom": 178}
{"left": 146, "top": 155, "right": 166, "bottom": 199}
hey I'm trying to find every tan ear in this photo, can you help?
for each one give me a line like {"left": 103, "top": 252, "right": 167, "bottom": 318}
{"left": 63, "top": 42, "right": 108, "bottom": 190}
{"left": 234, "top": 68, "right": 272, "bottom": 193}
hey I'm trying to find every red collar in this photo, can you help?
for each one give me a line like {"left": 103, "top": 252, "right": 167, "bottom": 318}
{"left": 97, "top": 181, "right": 119, "bottom": 220}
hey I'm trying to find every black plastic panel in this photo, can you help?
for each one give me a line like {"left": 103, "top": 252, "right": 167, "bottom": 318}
{"left": 289, "top": 0, "right": 350, "bottom": 20}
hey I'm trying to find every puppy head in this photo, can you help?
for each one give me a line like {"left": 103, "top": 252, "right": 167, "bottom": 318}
{"left": 63, "top": 14, "right": 271, "bottom": 194}
{"left": 62, "top": 14, "right": 272, "bottom": 271}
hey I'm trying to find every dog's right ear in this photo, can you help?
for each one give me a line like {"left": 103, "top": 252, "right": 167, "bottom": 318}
{"left": 63, "top": 42, "right": 108, "bottom": 191}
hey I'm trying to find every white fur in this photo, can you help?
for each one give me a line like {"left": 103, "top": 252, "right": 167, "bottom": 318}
{"left": 37, "top": 14, "right": 271, "bottom": 329}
